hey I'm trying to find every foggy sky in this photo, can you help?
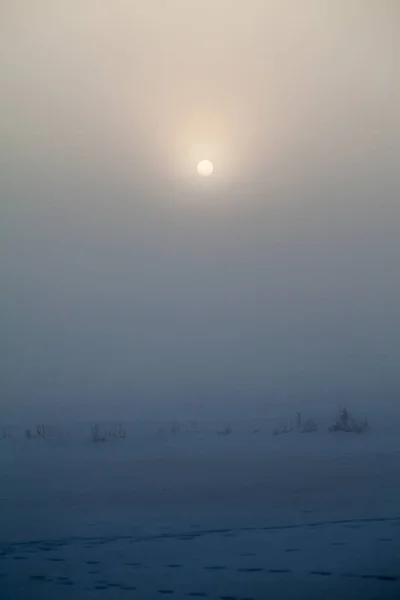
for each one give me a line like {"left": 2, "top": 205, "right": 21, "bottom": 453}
{"left": 1, "top": 1, "right": 399, "bottom": 423}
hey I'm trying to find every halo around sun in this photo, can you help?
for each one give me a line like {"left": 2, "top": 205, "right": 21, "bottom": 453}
{"left": 197, "top": 159, "right": 214, "bottom": 177}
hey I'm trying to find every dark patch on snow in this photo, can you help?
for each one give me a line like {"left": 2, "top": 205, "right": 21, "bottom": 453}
{"left": 269, "top": 568, "right": 292, "bottom": 574}
{"left": 29, "top": 574, "right": 51, "bottom": 581}
{"left": 120, "top": 585, "right": 137, "bottom": 590}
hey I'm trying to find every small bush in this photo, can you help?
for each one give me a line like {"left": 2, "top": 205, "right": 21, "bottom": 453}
{"left": 117, "top": 425, "right": 126, "bottom": 439}
{"left": 25, "top": 425, "right": 44, "bottom": 439}
{"left": 329, "top": 407, "right": 369, "bottom": 434}
{"left": 273, "top": 413, "right": 318, "bottom": 435}
{"left": 91, "top": 424, "right": 107, "bottom": 442}
{"left": 107, "top": 425, "right": 126, "bottom": 439}
{"left": 217, "top": 424, "right": 232, "bottom": 435}
{"left": 296, "top": 412, "right": 302, "bottom": 430}
{"left": 36, "top": 424, "right": 46, "bottom": 438}
{"left": 91, "top": 423, "right": 126, "bottom": 442}
{"left": 0, "top": 428, "right": 12, "bottom": 440}
{"left": 273, "top": 423, "right": 292, "bottom": 436}
{"left": 25, "top": 424, "right": 47, "bottom": 439}
{"left": 300, "top": 417, "right": 318, "bottom": 433}
{"left": 186, "top": 420, "right": 198, "bottom": 432}
{"left": 25, "top": 424, "right": 68, "bottom": 440}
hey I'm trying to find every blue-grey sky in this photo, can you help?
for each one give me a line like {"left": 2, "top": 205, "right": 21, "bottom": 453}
{"left": 1, "top": 1, "right": 399, "bottom": 422}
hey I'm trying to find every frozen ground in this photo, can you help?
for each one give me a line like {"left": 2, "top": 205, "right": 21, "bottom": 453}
{"left": 1, "top": 419, "right": 400, "bottom": 599}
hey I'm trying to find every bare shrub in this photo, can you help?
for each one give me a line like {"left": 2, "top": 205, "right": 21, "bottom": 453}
{"left": 329, "top": 407, "right": 369, "bottom": 434}
{"left": 25, "top": 428, "right": 34, "bottom": 439}
{"left": 91, "top": 424, "right": 107, "bottom": 442}
{"left": 273, "top": 422, "right": 292, "bottom": 436}
{"left": 159, "top": 421, "right": 195, "bottom": 434}
{"left": 274, "top": 413, "right": 318, "bottom": 435}
{"left": 24, "top": 424, "right": 68, "bottom": 440}
{"left": 25, "top": 424, "right": 51, "bottom": 439}
{"left": 185, "top": 420, "right": 198, "bottom": 432}
{"left": 0, "top": 427, "right": 12, "bottom": 440}
{"left": 296, "top": 412, "right": 302, "bottom": 430}
{"left": 36, "top": 424, "right": 46, "bottom": 438}
{"left": 116, "top": 425, "right": 126, "bottom": 439}
{"left": 107, "top": 425, "right": 126, "bottom": 439}
{"left": 91, "top": 423, "right": 126, "bottom": 442}
{"left": 217, "top": 424, "right": 232, "bottom": 435}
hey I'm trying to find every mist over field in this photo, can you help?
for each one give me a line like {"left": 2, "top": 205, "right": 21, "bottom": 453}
{"left": 1, "top": 3, "right": 400, "bottom": 598}
{"left": 1, "top": 1, "right": 400, "bottom": 425}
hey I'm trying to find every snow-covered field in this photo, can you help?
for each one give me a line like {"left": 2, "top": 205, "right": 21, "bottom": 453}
{"left": 1, "top": 420, "right": 400, "bottom": 599}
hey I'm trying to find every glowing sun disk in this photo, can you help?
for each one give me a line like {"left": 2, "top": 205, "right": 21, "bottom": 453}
{"left": 197, "top": 159, "right": 214, "bottom": 177}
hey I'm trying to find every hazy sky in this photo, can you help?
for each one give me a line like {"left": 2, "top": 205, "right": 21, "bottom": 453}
{"left": 1, "top": 1, "right": 399, "bottom": 422}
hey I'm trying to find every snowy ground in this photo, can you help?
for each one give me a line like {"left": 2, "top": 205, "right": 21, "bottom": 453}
{"left": 1, "top": 420, "right": 400, "bottom": 599}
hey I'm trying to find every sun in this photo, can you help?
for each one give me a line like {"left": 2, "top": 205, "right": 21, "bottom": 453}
{"left": 197, "top": 159, "right": 214, "bottom": 177}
